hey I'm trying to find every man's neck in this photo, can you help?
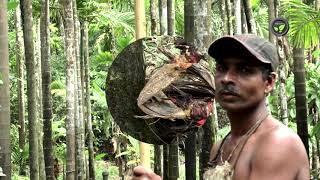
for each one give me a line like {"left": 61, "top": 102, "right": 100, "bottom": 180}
{"left": 227, "top": 101, "right": 269, "bottom": 137}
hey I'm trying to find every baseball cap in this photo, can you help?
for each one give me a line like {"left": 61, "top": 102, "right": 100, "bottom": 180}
{"left": 208, "top": 34, "right": 279, "bottom": 71}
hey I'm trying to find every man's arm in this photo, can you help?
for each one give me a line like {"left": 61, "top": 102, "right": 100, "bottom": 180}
{"left": 249, "top": 130, "right": 309, "bottom": 180}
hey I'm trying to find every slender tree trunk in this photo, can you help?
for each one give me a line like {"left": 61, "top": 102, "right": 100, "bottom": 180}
{"left": 234, "top": 0, "right": 242, "bottom": 34}
{"left": 220, "top": 0, "right": 227, "bottom": 35}
{"left": 268, "top": 0, "right": 276, "bottom": 44}
{"left": 226, "top": 0, "right": 233, "bottom": 35}
{"left": 168, "top": 144, "right": 179, "bottom": 180}
{"left": 184, "top": 1, "right": 197, "bottom": 179}
{"left": 73, "top": 0, "right": 85, "bottom": 178}
{"left": 83, "top": 22, "right": 95, "bottom": 180}
{"left": 0, "top": 0, "right": 11, "bottom": 178}
{"left": 277, "top": 38, "right": 289, "bottom": 125}
{"left": 242, "top": 0, "right": 257, "bottom": 34}
{"left": 159, "top": 0, "right": 168, "bottom": 35}
{"left": 312, "top": 111, "right": 319, "bottom": 170}
{"left": 36, "top": 19, "right": 46, "bottom": 180}
{"left": 293, "top": 47, "right": 309, "bottom": 157}
{"left": 162, "top": 145, "right": 169, "bottom": 180}
{"left": 167, "top": 0, "right": 178, "bottom": 177}
{"left": 20, "top": 0, "right": 40, "bottom": 178}
{"left": 15, "top": 4, "right": 26, "bottom": 176}
{"left": 241, "top": 5, "right": 248, "bottom": 34}
{"left": 167, "top": 0, "right": 175, "bottom": 35}
{"left": 154, "top": 145, "right": 162, "bottom": 176}
{"left": 40, "top": 0, "right": 55, "bottom": 178}
{"left": 61, "top": 0, "right": 76, "bottom": 178}
{"left": 135, "top": 0, "right": 151, "bottom": 169}
{"left": 150, "top": 0, "right": 158, "bottom": 35}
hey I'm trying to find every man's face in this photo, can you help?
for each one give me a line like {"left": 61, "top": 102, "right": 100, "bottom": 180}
{"left": 214, "top": 57, "right": 275, "bottom": 112}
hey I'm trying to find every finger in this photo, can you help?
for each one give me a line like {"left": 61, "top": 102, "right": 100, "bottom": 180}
{"left": 133, "top": 166, "right": 152, "bottom": 176}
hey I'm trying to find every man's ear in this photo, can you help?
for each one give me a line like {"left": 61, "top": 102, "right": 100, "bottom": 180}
{"left": 265, "top": 72, "right": 276, "bottom": 94}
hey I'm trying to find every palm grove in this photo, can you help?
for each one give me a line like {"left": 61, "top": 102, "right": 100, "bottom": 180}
{"left": 0, "top": 0, "right": 319, "bottom": 179}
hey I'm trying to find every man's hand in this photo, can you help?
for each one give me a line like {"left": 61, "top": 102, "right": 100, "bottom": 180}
{"left": 132, "top": 166, "right": 162, "bottom": 180}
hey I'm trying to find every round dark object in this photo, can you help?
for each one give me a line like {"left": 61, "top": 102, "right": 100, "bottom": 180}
{"left": 106, "top": 36, "right": 214, "bottom": 144}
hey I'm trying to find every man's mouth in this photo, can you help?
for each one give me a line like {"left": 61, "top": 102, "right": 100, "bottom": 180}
{"left": 219, "top": 90, "right": 239, "bottom": 97}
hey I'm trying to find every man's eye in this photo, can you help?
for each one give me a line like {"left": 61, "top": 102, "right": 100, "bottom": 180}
{"left": 216, "top": 65, "right": 226, "bottom": 72}
{"left": 239, "top": 66, "right": 250, "bottom": 73}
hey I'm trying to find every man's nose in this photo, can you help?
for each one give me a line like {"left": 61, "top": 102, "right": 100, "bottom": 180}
{"left": 220, "top": 70, "right": 235, "bottom": 84}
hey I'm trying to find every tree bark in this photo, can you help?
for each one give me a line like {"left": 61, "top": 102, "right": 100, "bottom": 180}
{"left": 35, "top": 19, "right": 46, "bottom": 180}
{"left": 159, "top": 0, "right": 168, "bottom": 35}
{"left": 167, "top": 0, "right": 175, "bottom": 35}
{"left": 277, "top": 38, "right": 289, "bottom": 125}
{"left": 220, "top": 0, "right": 227, "bottom": 35}
{"left": 134, "top": 0, "right": 151, "bottom": 168}
{"left": 168, "top": 144, "right": 179, "bottom": 180}
{"left": 234, "top": 0, "right": 242, "bottom": 34}
{"left": 61, "top": 0, "right": 76, "bottom": 178}
{"left": 154, "top": 145, "right": 162, "bottom": 176}
{"left": 150, "top": 0, "right": 158, "bottom": 35}
{"left": 15, "top": 4, "right": 26, "bottom": 176}
{"left": 0, "top": 0, "right": 11, "bottom": 178}
{"left": 241, "top": 5, "right": 248, "bottom": 34}
{"left": 83, "top": 22, "right": 95, "bottom": 180}
{"left": 293, "top": 47, "right": 309, "bottom": 157}
{"left": 242, "top": 0, "right": 257, "bottom": 34}
{"left": 40, "top": 0, "right": 55, "bottom": 178}
{"left": 226, "top": 0, "right": 233, "bottom": 35}
{"left": 184, "top": 1, "right": 196, "bottom": 179}
{"left": 268, "top": 0, "right": 277, "bottom": 44}
{"left": 73, "top": 0, "right": 85, "bottom": 178}
{"left": 20, "top": 0, "right": 40, "bottom": 178}
{"left": 162, "top": 145, "right": 169, "bottom": 180}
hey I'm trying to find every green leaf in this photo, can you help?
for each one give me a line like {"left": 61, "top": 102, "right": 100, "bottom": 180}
{"left": 95, "top": 153, "right": 106, "bottom": 160}
{"left": 7, "top": 1, "right": 19, "bottom": 11}
{"left": 279, "top": 24, "right": 285, "bottom": 32}
{"left": 273, "top": 26, "right": 279, "bottom": 32}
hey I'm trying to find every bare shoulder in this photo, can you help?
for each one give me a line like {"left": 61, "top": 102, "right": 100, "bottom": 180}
{"left": 250, "top": 117, "right": 309, "bottom": 179}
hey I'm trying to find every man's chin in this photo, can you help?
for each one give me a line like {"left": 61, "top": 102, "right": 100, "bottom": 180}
{"left": 218, "top": 102, "right": 248, "bottom": 112}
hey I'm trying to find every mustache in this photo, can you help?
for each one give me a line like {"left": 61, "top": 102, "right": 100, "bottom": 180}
{"left": 216, "top": 85, "right": 239, "bottom": 96}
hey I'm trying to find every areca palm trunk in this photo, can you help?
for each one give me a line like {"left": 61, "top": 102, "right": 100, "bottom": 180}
{"left": 167, "top": 0, "right": 175, "bottom": 35}
{"left": 226, "top": 0, "right": 233, "bottom": 35}
{"left": 168, "top": 144, "right": 179, "bottom": 180}
{"left": 241, "top": 5, "right": 248, "bottom": 34}
{"left": 293, "top": 47, "right": 309, "bottom": 157}
{"left": 14, "top": 4, "right": 26, "bottom": 176}
{"left": 184, "top": 1, "right": 196, "bottom": 179}
{"left": 150, "top": 0, "right": 158, "bottom": 35}
{"left": 159, "top": 0, "right": 168, "bottom": 35}
{"left": 135, "top": 0, "right": 151, "bottom": 169}
{"left": 73, "top": 0, "right": 85, "bottom": 178}
{"left": 20, "top": 0, "right": 40, "bottom": 178}
{"left": 36, "top": 19, "right": 46, "bottom": 180}
{"left": 220, "top": 0, "right": 227, "bottom": 35}
{"left": 40, "top": 0, "right": 55, "bottom": 178}
{"left": 83, "top": 22, "right": 95, "bottom": 180}
{"left": 61, "top": 0, "right": 76, "bottom": 178}
{"left": 268, "top": 0, "right": 276, "bottom": 44}
{"left": 242, "top": 0, "right": 257, "bottom": 34}
{"left": 0, "top": 0, "right": 11, "bottom": 178}
{"left": 234, "top": 0, "right": 242, "bottom": 34}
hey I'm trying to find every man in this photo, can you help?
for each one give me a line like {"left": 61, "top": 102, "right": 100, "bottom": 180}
{"left": 132, "top": 34, "right": 310, "bottom": 180}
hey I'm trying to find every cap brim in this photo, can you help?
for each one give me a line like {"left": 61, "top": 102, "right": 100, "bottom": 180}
{"left": 208, "top": 36, "right": 271, "bottom": 65}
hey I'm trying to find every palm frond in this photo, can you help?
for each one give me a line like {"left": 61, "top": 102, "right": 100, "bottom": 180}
{"left": 281, "top": 0, "right": 320, "bottom": 48}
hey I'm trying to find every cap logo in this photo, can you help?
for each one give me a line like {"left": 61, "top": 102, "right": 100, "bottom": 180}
{"left": 270, "top": 18, "right": 289, "bottom": 36}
